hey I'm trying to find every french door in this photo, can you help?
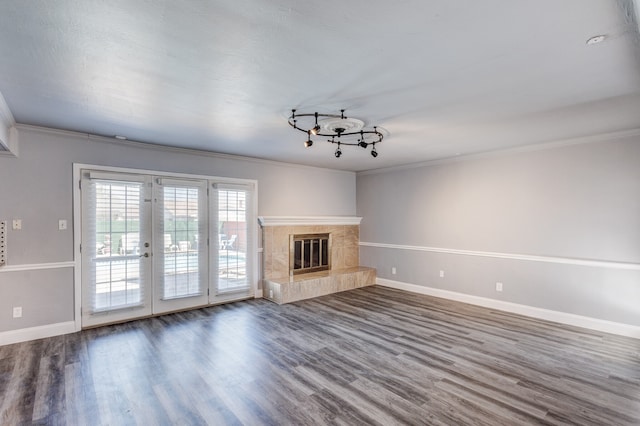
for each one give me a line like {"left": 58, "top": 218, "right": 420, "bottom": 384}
{"left": 80, "top": 168, "right": 255, "bottom": 327}
{"left": 81, "top": 171, "right": 153, "bottom": 327}
{"left": 153, "top": 178, "right": 208, "bottom": 313}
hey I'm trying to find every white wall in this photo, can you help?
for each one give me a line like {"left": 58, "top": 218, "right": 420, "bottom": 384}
{"left": 0, "top": 125, "right": 356, "bottom": 337}
{"left": 357, "top": 133, "right": 640, "bottom": 330}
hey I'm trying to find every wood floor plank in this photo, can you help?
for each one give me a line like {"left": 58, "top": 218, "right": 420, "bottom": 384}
{"left": 1, "top": 285, "right": 639, "bottom": 425}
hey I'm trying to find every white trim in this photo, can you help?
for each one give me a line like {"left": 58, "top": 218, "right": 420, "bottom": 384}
{"left": 0, "top": 90, "right": 18, "bottom": 156}
{"left": 357, "top": 128, "right": 640, "bottom": 175}
{"left": 258, "top": 216, "right": 362, "bottom": 227}
{"left": 253, "top": 183, "right": 261, "bottom": 298}
{"left": 75, "top": 163, "right": 258, "bottom": 187}
{"left": 360, "top": 241, "right": 640, "bottom": 271}
{"left": 73, "top": 163, "right": 261, "bottom": 330}
{"left": 0, "top": 321, "right": 76, "bottom": 346}
{"left": 0, "top": 261, "right": 75, "bottom": 273}
{"left": 17, "top": 124, "right": 354, "bottom": 176}
{"left": 73, "top": 165, "right": 83, "bottom": 331}
{"left": 377, "top": 278, "right": 640, "bottom": 339}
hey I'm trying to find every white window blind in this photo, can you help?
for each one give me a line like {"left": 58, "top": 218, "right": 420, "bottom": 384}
{"left": 155, "top": 180, "right": 207, "bottom": 300}
{"left": 85, "top": 178, "right": 146, "bottom": 312}
{"left": 213, "top": 183, "right": 254, "bottom": 294}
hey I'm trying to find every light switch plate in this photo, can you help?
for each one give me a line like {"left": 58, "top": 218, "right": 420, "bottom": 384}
{"left": 12, "top": 219, "right": 22, "bottom": 230}
{"left": 58, "top": 219, "right": 67, "bottom": 230}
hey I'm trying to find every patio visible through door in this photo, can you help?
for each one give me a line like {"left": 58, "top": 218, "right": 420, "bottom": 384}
{"left": 81, "top": 171, "right": 153, "bottom": 327}
{"left": 79, "top": 167, "right": 256, "bottom": 327}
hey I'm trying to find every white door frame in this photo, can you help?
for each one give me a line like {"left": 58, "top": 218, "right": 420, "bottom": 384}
{"left": 73, "top": 163, "right": 259, "bottom": 330}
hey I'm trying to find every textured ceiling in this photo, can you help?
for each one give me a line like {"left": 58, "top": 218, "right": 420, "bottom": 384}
{"left": 0, "top": 0, "right": 639, "bottom": 171}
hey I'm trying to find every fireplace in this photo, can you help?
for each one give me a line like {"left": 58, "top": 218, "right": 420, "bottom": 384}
{"left": 290, "top": 233, "right": 331, "bottom": 275}
{"left": 258, "top": 216, "right": 376, "bottom": 304}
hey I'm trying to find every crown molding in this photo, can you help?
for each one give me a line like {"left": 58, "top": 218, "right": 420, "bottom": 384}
{"left": 14, "top": 124, "right": 354, "bottom": 176}
{"left": 358, "top": 128, "right": 640, "bottom": 176}
{"left": 258, "top": 216, "right": 362, "bottom": 227}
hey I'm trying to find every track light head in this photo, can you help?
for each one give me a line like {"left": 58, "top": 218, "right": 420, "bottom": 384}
{"left": 335, "top": 147, "right": 342, "bottom": 158}
{"left": 304, "top": 131, "right": 313, "bottom": 148}
{"left": 358, "top": 131, "right": 368, "bottom": 148}
{"left": 371, "top": 147, "right": 378, "bottom": 158}
{"left": 310, "top": 112, "right": 320, "bottom": 135}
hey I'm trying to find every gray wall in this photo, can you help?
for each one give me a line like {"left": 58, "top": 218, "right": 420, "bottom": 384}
{"left": 0, "top": 126, "right": 356, "bottom": 332}
{"left": 357, "top": 135, "right": 640, "bottom": 326}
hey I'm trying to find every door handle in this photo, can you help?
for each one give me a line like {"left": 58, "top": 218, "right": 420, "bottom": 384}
{"left": 140, "top": 253, "right": 149, "bottom": 258}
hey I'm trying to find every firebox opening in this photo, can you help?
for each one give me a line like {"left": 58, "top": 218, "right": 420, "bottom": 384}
{"left": 290, "top": 233, "right": 331, "bottom": 275}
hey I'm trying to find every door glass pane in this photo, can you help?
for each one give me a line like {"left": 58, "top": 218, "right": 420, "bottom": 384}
{"left": 161, "top": 186, "right": 202, "bottom": 299}
{"left": 93, "top": 181, "right": 143, "bottom": 311}
{"left": 218, "top": 189, "right": 248, "bottom": 292}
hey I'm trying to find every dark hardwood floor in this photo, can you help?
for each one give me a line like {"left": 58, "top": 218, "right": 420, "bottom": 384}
{"left": 1, "top": 285, "right": 639, "bottom": 425}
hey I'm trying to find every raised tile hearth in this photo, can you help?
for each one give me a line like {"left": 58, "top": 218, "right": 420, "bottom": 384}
{"left": 258, "top": 216, "right": 376, "bottom": 304}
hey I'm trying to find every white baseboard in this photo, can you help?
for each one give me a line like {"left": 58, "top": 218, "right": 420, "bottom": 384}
{"left": 377, "top": 278, "right": 640, "bottom": 339}
{"left": 0, "top": 321, "right": 77, "bottom": 346}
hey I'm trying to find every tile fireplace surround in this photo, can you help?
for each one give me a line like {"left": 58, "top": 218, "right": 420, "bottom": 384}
{"left": 258, "top": 216, "right": 376, "bottom": 304}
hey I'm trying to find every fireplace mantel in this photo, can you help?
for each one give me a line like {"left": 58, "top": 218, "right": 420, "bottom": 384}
{"left": 258, "top": 216, "right": 362, "bottom": 227}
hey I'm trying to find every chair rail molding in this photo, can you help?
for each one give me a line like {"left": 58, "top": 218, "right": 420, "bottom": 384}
{"left": 360, "top": 241, "right": 640, "bottom": 271}
{"left": 0, "top": 261, "right": 75, "bottom": 274}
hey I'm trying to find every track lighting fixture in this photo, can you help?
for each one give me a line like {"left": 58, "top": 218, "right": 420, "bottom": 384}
{"left": 310, "top": 112, "right": 321, "bottom": 135}
{"left": 289, "top": 108, "right": 384, "bottom": 159}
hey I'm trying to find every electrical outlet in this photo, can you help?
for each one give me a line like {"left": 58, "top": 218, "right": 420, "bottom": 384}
{"left": 496, "top": 282, "right": 503, "bottom": 292}
{"left": 13, "top": 306, "right": 22, "bottom": 318}
{"left": 12, "top": 219, "right": 22, "bottom": 230}
{"left": 439, "top": 270, "right": 444, "bottom": 278}
{"left": 391, "top": 267, "right": 396, "bottom": 275}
